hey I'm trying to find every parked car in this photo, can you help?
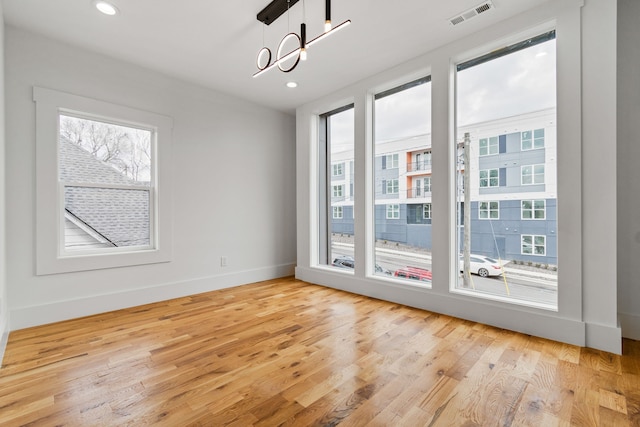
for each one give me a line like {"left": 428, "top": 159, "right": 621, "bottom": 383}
{"left": 331, "top": 255, "right": 392, "bottom": 275}
{"left": 459, "top": 254, "right": 504, "bottom": 277}
{"left": 394, "top": 266, "right": 432, "bottom": 282}
{"left": 332, "top": 255, "right": 355, "bottom": 269}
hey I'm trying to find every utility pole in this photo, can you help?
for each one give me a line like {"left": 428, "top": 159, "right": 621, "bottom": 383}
{"left": 463, "top": 132, "right": 471, "bottom": 288}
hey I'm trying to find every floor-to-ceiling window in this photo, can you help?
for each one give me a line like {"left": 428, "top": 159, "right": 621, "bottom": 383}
{"left": 319, "top": 105, "right": 355, "bottom": 270}
{"left": 454, "top": 32, "right": 558, "bottom": 308}
{"left": 373, "top": 77, "right": 432, "bottom": 284}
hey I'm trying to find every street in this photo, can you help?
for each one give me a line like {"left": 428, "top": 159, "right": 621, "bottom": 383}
{"left": 331, "top": 243, "right": 558, "bottom": 306}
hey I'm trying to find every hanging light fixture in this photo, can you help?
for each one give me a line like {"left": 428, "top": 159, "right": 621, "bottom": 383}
{"left": 324, "top": 0, "right": 331, "bottom": 32}
{"left": 253, "top": 0, "right": 351, "bottom": 77}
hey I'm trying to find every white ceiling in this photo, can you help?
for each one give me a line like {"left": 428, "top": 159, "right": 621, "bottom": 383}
{"left": 2, "top": 0, "right": 548, "bottom": 113}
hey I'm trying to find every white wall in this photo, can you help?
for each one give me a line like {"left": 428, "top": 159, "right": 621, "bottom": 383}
{"left": 4, "top": 26, "right": 297, "bottom": 330}
{"left": 0, "top": 5, "right": 8, "bottom": 362}
{"left": 296, "top": 0, "right": 622, "bottom": 353}
{"left": 617, "top": 0, "right": 640, "bottom": 340}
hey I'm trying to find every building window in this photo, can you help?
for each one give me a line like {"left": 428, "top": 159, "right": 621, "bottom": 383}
{"left": 522, "top": 129, "right": 545, "bottom": 150}
{"left": 522, "top": 200, "right": 546, "bottom": 219}
{"left": 423, "top": 203, "right": 432, "bottom": 219}
{"left": 479, "top": 136, "right": 498, "bottom": 156}
{"left": 424, "top": 176, "right": 432, "bottom": 193}
{"left": 59, "top": 115, "right": 153, "bottom": 251}
{"left": 522, "top": 164, "right": 545, "bottom": 185}
{"left": 423, "top": 151, "right": 432, "bottom": 167}
{"left": 320, "top": 105, "right": 354, "bottom": 268}
{"left": 455, "top": 30, "right": 557, "bottom": 305}
{"left": 386, "top": 204, "right": 400, "bottom": 219}
{"left": 34, "top": 87, "right": 173, "bottom": 275}
{"left": 385, "top": 179, "right": 399, "bottom": 194}
{"left": 522, "top": 235, "right": 546, "bottom": 256}
{"left": 384, "top": 154, "right": 399, "bottom": 169}
{"left": 415, "top": 179, "right": 421, "bottom": 196}
{"left": 479, "top": 201, "right": 499, "bottom": 219}
{"left": 479, "top": 169, "right": 499, "bottom": 188}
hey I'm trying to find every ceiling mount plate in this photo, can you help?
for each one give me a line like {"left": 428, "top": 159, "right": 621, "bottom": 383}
{"left": 257, "top": 0, "right": 300, "bottom": 25}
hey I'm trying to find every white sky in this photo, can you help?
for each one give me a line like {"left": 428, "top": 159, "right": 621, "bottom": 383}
{"left": 329, "top": 38, "right": 556, "bottom": 152}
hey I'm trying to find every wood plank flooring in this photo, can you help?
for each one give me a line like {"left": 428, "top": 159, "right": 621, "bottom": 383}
{"left": 1, "top": 277, "right": 639, "bottom": 426}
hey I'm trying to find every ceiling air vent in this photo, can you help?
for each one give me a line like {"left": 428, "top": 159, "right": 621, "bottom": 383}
{"left": 449, "top": 1, "right": 495, "bottom": 26}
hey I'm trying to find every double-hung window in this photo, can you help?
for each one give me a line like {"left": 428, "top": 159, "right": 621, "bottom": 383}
{"left": 479, "top": 201, "right": 499, "bottom": 219}
{"left": 522, "top": 129, "right": 545, "bottom": 150}
{"left": 34, "top": 87, "right": 173, "bottom": 274}
{"left": 479, "top": 169, "right": 499, "bottom": 188}
{"left": 522, "top": 164, "right": 545, "bottom": 185}
{"left": 386, "top": 204, "right": 400, "bottom": 219}
{"left": 479, "top": 137, "right": 498, "bottom": 156}
{"left": 522, "top": 200, "right": 546, "bottom": 219}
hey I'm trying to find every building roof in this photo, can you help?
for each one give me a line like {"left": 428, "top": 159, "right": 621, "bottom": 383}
{"left": 60, "top": 137, "right": 150, "bottom": 248}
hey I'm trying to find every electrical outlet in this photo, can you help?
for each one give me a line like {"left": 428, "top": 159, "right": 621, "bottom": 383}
{"left": 220, "top": 256, "right": 227, "bottom": 267}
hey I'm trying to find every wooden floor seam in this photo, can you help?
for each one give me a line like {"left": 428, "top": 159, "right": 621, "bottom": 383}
{"left": 1, "top": 277, "right": 638, "bottom": 426}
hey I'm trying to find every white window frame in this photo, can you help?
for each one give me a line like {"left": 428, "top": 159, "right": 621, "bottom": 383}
{"left": 521, "top": 199, "right": 546, "bottom": 220}
{"left": 424, "top": 176, "right": 432, "bottom": 193}
{"left": 521, "top": 164, "right": 545, "bottom": 185}
{"left": 332, "top": 206, "right": 343, "bottom": 219}
{"left": 479, "top": 201, "right": 499, "bottom": 219}
{"left": 386, "top": 179, "right": 399, "bottom": 194}
{"left": 332, "top": 184, "right": 344, "bottom": 198}
{"left": 479, "top": 168, "right": 499, "bottom": 188}
{"left": 34, "top": 87, "right": 173, "bottom": 275}
{"left": 423, "top": 151, "right": 432, "bottom": 167}
{"left": 521, "top": 128, "right": 545, "bottom": 151}
{"left": 385, "top": 153, "right": 399, "bottom": 169}
{"left": 521, "top": 234, "right": 546, "bottom": 256}
{"left": 332, "top": 163, "right": 344, "bottom": 176}
{"left": 386, "top": 204, "right": 400, "bottom": 219}
{"left": 423, "top": 203, "right": 432, "bottom": 219}
{"left": 479, "top": 136, "right": 499, "bottom": 156}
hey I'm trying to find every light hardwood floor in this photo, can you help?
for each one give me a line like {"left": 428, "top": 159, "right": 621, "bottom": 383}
{"left": 1, "top": 277, "right": 639, "bottom": 426}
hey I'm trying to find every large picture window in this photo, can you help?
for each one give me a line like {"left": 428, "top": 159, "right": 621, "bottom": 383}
{"left": 455, "top": 31, "right": 557, "bottom": 307}
{"left": 34, "top": 87, "right": 173, "bottom": 275}
{"left": 373, "top": 76, "right": 432, "bottom": 284}
{"left": 319, "top": 105, "right": 354, "bottom": 270}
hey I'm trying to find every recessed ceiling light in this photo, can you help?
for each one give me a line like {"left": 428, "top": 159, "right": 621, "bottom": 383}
{"left": 94, "top": 1, "right": 119, "bottom": 16}
{"left": 286, "top": 82, "right": 298, "bottom": 88}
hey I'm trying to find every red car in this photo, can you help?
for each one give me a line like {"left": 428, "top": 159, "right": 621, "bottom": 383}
{"left": 394, "top": 267, "right": 432, "bottom": 282}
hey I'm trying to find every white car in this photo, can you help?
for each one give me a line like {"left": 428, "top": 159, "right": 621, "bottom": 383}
{"left": 459, "top": 254, "right": 505, "bottom": 277}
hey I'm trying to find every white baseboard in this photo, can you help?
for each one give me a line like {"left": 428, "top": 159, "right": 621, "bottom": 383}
{"left": 10, "top": 263, "right": 296, "bottom": 331}
{"left": 620, "top": 312, "right": 640, "bottom": 341}
{"left": 0, "top": 302, "right": 9, "bottom": 367}
{"left": 585, "top": 321, "right": 622, "bottom": 354}
{"left": 295, "top": 266, "right": 624, "bottom": 354}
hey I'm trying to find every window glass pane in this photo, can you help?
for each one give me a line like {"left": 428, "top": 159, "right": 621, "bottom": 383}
{"left": 59, "top": 115, "right": 151, "bottom": 185}
{"left": 456, "top": 33, "right": 557, "bottom": 308}
{"left": 322, "top": 106, "right": 354, "bottom": 270}
{"left": 64, "top": 186, "right": 150, "bottom": 250}
{"left": 374, "top": 77, "right": 432, "bottom": 284}
{"left": 59, "top": 115, "right": 153, "bottom": 252}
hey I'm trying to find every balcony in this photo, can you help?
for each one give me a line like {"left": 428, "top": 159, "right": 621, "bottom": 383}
{"left": 407, "top": 160, "right": 432, "bottom": 174}
{"left": 406, "top": 187, "right": 432, "bottom": 199}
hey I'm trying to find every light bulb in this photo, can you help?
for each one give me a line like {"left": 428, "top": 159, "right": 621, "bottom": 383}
{"left": 300, "top": 48, "right": 307, "bottom": 61}
{"left": 95, "top": 1, "right": 118, "bottom": 15}
{"left": 324, "top": 20, "right": 332, "bottom": 32}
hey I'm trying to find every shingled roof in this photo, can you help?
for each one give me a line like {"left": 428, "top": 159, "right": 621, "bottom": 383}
{"left": 60, "top": 137, "right": 150, "bottom": 248}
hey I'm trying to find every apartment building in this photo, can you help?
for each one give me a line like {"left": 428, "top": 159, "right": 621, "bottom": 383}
{"left": 331, "top": 108, "right": 558, "bottom": 265}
